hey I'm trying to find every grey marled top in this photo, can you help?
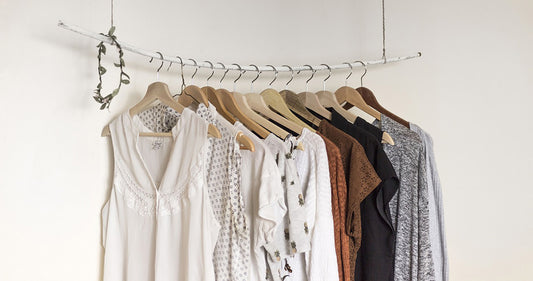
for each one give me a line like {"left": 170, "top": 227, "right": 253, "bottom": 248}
{"left": 373, "top": 115, "right": 435, "bottom": 281}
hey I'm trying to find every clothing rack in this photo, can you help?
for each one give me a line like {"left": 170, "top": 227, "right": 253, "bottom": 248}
{"left": 58, "top": 21, "right": 421, "bottom": 73}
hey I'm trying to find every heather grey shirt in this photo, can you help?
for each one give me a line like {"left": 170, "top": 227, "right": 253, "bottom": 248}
{"left": 373, "top": 115, "right": 435, "bottom": 281}
{"left": 410, "top": 124, "right": 448, "bottom": 281}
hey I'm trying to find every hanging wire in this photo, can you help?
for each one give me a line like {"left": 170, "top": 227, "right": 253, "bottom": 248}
{"left": 110, "top": 0, "right": 114, "bottom": 28}
{"left": 381, "top": 0, "right": 387, "bottom": 63}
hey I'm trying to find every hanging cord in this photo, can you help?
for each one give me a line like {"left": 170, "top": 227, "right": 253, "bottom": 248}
{"left": 381, "top": 0, "right": 387, "bottom": 63}
{"left": 110, "top": 0, "right": 114, "bottom": 28}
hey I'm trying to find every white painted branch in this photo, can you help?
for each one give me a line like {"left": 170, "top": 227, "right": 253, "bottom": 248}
{"left": 58, "top": 20, "right": 421, "bottom": 73}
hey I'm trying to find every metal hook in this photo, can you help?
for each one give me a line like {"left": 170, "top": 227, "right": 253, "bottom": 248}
{"left": 249, "top": 64, "right": 261, "bottom": 92}
{"left": 297, "top": 65, "right": 315, "bottom": 92}
{"left": 189, "top": 58, "right": 198, "bottom": 81}
{"left": 320, "top": 64, "right": 331, "bottom": 91}
{"left": 266, "top": 65, "right": 277, "bottom": 86}
{"left": 342, "top": 62, "right": 353, "bottom": 86}
{"left": 148, "top": 52, "right": 165, "bottom": 80}
{"left": 217, "top": 62, "right": 229, "bottom": 88}
{"left": 204, "top": 60, "right": 214, "bottom": 85}
{"left": 282, "top": 65, "right": 294, "bottom": 87}
{"left": 353, "top": 60, "right": 367, "bottom": 87}
{"left": 320, "top": 64, "right": 332, "bottom": 82}
{"left": 232, "top": 64, "right": 244, "bottom": 92}
{"left": 176, "top": 56, "right": 186, "bottom": 90}
{"left": 232, "top": 64, "right": 244, "bottom": 84}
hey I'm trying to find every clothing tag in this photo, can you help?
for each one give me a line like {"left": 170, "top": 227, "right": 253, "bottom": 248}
{"left": 152, "top": 138, "right": 164, "bottom": 150}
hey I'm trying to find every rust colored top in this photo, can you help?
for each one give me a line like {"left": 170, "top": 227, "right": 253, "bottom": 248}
{"left": 318, "top": 120, "right": 381, "bottom": 281}
{"left": 317, "top": 132, "right": 349, "bottom": 281}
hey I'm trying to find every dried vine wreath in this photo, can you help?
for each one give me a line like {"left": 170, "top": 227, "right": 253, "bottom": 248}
{"left": 93, "top": 26, "right": 130, "bottom": 110}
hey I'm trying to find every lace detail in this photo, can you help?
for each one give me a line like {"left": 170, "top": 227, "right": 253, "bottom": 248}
{"left": 114, "top": 157, "right": 204, "bottom": 216}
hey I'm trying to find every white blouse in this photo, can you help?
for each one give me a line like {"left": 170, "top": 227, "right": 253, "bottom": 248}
{"left": 234, "top": 124, "right": 287, "bottom": 281}
{"left": 101, "top": 108, "right": 220, "bottom": 281}
{"left": 286, "top": 128, "right": 339, "bottom": 281}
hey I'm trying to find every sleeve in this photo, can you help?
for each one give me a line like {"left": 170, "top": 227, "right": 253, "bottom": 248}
{"left": 306, "top": 140, "right": 340, "bottom": 281}
{"left": 256, "top": 151, "right": 287, "bottom": 248}
{"left": 427, "top": 134, "right": 449, "bottom": 281}
{"left": 417, "top": 145, "right": 436, "bottom": 281}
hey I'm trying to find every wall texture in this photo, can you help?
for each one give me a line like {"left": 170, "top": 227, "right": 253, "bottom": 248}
{"left": 1, "top": 0, "right": 532, "bottom": 280}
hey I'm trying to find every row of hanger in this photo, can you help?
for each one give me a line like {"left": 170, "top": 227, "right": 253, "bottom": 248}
{"left": 103, "top": 55, "right": 412, "bottom": 153}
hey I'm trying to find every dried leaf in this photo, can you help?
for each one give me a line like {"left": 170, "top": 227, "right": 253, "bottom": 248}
{"left": 100, "top": 103, "right": 107, "bottom": 110}
{"left": 121, "top": 79, "right": 130, "bottom": 84}
{"left": 111, "top": 89, "right": 119, "bottom": 96}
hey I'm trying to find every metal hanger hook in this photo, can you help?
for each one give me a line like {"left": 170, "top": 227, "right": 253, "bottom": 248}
{"left": 282, "top": 64, "right": 294, "bottom": 87}
{"left": 231, "top": 64, "right": 244, "bottom": 92}
{"left": 149, "top": 51, "right": 165, "bottom": 74}
{"left": 342, "top": 62, "right": 353, "bottom": 86}
{"left": 189, "top": 58, "right": 199, "bottom": 81}
{"left": 353, "top": 60, "right": 367, "bottom": 87}
{"left": 266, "top": 65, "right": 277, "bottom": 86}
{"left": 297, "top": 64, "right": 315, "bottom": 85}
{"left": 176, "top": 56, "right": 186, "bottom": 89}
{"left": 320, "top": 63, "right": 332, "bottom": 83}
{"left": 232, "top": 64, "right": 244, "bottom": 84}
{"left": 249, "top": 64, "right": 261, "bottom": 92}
{"left": 204, "top": 60, "right": 214, "bottom": 85}
{"left": 217, "top": 62, "right": 229, "bottom": 87}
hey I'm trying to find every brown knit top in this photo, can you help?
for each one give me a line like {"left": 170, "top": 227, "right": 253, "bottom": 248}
{"left": 317, "top": 120, "right": 381, "bottom": 280}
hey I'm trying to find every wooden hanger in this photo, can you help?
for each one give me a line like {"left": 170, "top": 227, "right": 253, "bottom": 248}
{"left": 315, "top": 64, "right": 357, "bottom": 123}
{"left": 203, "top": 85, "right": 236, "bottom": 123}
{"left": 215, "top": 87, "right": 270, "bottom": 139}
{"left": 336, "top": 86, "right": 394, "bottom": 145}
{"left": 335, "top": 86, "right": 381, "bottom": 120}
{"left": 234, "top": 64, "right": 291, "bottom": 140}
{"left": 280, "top": 89, "right": 321, "bottom": 126}
{"left": 101, "top": 81, "right": 221, "bottom": 138}
{"left": 235, "top": 131, "right": 255, "bottom": 152}
{"left": 174, "top": 61, "right": 252, "bottom": 150}
{"left": 213, "top": 63, "right": 269, "bottom": 139}
{"left": 200, "top": 61, "right": 237, "bottom": 123}
{"left": 261, "top": 88, "right": 315, "bottom": 132}
{"left": 316, "top": 90, "right": 357, "bottom": 122}
{"left": 234, "top": 92, "right": 290, "bottom": 139}
{"left": 176, "top": 60, "right": 209, "bottom": 107}
{"left": 277, "top": 65, "right": 321, "bottom": 126}
{"left": 341, "top": 61, "right": 410, "bottom": 128}
{"left": 298, "top": 91, "right": 332, "bottom": 119}
{"left": 177, "top": 85, "right": 209, "bottom": 107}
{"left": 353, "top": 86, "right": 410, "bottom": 128}
{"left": 245, "top": 93, "right": 304, "bottom": 135}
{"left": 296, "top": 65, "right": 331, "bottom": 119}
{"left": 260, "top": 65, "right": 315, "bottom": 132}
{"left": 335, "top": 63, "right": 394, "bottom": 144}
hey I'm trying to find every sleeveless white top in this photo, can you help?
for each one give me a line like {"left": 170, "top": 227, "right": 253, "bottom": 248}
{"left": 101, "top": 108, "right": 220, "bottom": 281}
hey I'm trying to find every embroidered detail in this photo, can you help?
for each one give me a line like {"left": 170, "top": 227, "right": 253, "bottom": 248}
{"left": 290, "top": 241, "right": 297, "bottom": 254}
{"left": 114, "top": 157, "right": 202, "bottom": 217}
{"left": 298, "top": 194, "right": 304, "bottom": 206}
{"left": 274, "top": 250, "right": 281, "bottom": 261}
{"left": 304, "top": 222, "right": 309, "bottom": 234}
{"left": 284, "top": 229, "right": 289, "bottom": 241}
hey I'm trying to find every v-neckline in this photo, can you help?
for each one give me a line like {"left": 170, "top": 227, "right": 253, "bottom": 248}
{"left": 128, "top": 109, "right": 185, "bottom": 194}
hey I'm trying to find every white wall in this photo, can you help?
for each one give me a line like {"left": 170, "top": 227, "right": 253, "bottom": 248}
{"left": 1, "top": 0, "right": 532, "bottom": 280}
